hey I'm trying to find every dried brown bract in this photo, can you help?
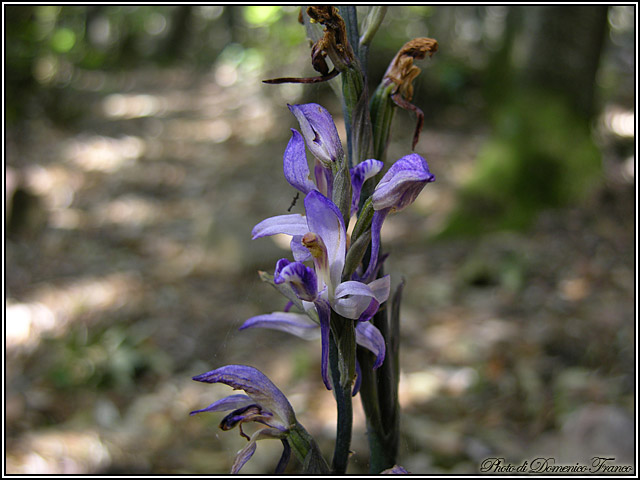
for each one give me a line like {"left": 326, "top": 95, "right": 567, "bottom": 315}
{"left": 383, "top": 38, "right": 438, "bottom": 149}
{"left": 264, "top": 6, "right": 354, "bottom": 85}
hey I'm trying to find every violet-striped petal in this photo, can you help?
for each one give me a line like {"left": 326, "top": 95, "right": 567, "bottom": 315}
{"left": 284, "top": 129, "right": 316, "bottom": 194}
{"left": 189, "top": 394, "right": 254, "bottom": 416}
{"left": 274, "top": 259, "right": 318, "bottom": 302}
{"left": 239, "top": 312, "right": 320, "bottom": 341}
{"left": 355, "top": 322, "right": 386, "bottom": 370}
{"left": 315, "top": 299, "right": 333, "bottom": 390}
{"left": 304, "top": 191, "right": 346, "bottom": 292}
{"left": 350, "top": 159, "right": 384, "bottom": 216}
{"left": 314, "top": 161, "right": 333, "bottom": 197}
{"left": 372, "top": 153, "right": 434, "bottom": 212}
{"left": 288, "top": 103, "right": 344, "bottom": 166}
{"left": 290, "top": 236, "right": 312, "bottom": 262}
{"left": 192, "top": 365, "right": 296, "bottom": 428}
{"left": 230, "top": 428, "right": 286, "bottom": 474}
{"left": 252, "top": 214, "right": 309, "bottom": 240}
{"left": 332, "top": 275, "right": 391, "bottom": 320}
{"left": 360, "top": 208, "right": 390, "bottom": 282}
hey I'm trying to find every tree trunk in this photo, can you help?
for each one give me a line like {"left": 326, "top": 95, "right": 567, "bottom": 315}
{"left": 521, "top": 5, "right": 609, "bottom": 118}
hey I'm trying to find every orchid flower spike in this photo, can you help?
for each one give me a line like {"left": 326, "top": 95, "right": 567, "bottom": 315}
{"left": 251, "top": 190, "right": 390, "bottom": 388}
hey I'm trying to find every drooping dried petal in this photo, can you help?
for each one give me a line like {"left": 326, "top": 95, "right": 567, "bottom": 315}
{"left": 306, "top": 6, "right": 355, "bottom": 73}
{"left": 383, "top": 38, "right": 438, "bottom": 102}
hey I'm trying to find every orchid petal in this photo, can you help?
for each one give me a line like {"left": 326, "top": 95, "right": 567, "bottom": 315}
{"left": 239, "top": 312, "right": 320, "bottom": 341}
{"left": 284, "top": 129, "right": 316, "bottom": 194}
{"left": 189, "top": 394, "right": 254, "bottom": 416}
{"left": 288, "top": 103, "right": 344, "bottom": 166}
{"left": 193, "top": 365, "right": 296, "bottom": 428}
{"left": 381, "top": 465, "right": 410, "bottom": 474}
{"left": 334, "top": 280, "right": 377, "bottom": 299}
{"left": 350, "top": 159, "right": 384, "bottom": 216}
{"left": 372, "top": 153, "right": 434, "bottom": 212}
{"left": 231, "top": 439, "right": 257, "bottom": 474}
{"left": 304, "top": 191, "right": 346, "bottom": 292}
{"left": 252, "top": 214, "right": 309, "bottom": 240}
{"left": 355, "top": 322, "right": 386, "bottom": 370}
{"left": 314, "top": 161, "right": 333, "bottom": 197}
{"left": 357, "top": 297, "right": 380, "bottom": 322}
{"left": 274, "top": 259, "right": 318, "bottom": 302}
{"left": 230, "top": 427, "right": 286, "bottom": 474}
{"left": 360, "top": 208, "right": 390, "bottom": 282}
{"left": 290, "top": 236, "right": 312, "bottom": 262}
{"left": 367, "top": 274, "right": 392, "bottom": 304}
{"left": 332, "top": 275, "right": 389, "bottom": 322}
{"left": 315, "top": 299, "right": 333, "bottom": 390}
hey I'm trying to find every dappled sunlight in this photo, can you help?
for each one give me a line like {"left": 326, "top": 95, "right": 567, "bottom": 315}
{"left": 400, "top": 366, "right": 479, "bottom": 407}
{"left": 95, "top": 194, "right": 162, "bottom": 228}
{"left": 102, "top": 93, "right": 168, "bottom": 119}
{"left": 6, "top": 430, "right": 111, "bottom": 474}
{"left": 165, "top": 118, "right": 232, "bottom": 144}
{"left": 601, "top": 106, "right": 634, "bottom": 139}
{"left": 6, "top": 273, "right": 144, "bottom": 354}
{"left": 63, "top": 135, "right": 146, "bottom": 173}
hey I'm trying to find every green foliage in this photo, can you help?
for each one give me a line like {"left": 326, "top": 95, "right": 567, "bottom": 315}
{"left": 45, "top": 323, "right": 171, "bottom": 392}
{"left": 439, "top": 90, "right": 602, "bottom": 237}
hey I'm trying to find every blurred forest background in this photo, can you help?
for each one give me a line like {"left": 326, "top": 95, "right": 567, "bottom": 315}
{"left": 5, "top": 5, "right": 636, "bottom": 474}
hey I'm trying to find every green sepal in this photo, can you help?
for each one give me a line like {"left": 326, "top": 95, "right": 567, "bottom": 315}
{"left": 343, "top": 229, "right": 371, "bottom": 281}
{"left": 369, "top": 82, "right": 396, "bottom": 165}
{"left": 329, "top": 311, "right": 356, "bottom": 389}
{"left": 351, "top": 196, "right": 374, "bottom": 244}
{"left": 288, "top": 422, "right": 331, "bottom": 474}
{"left": 331, "top": 160, "right": 353, "bottom": 227}
{"left": 258, "top": 271, "right": 306, "bottom": 314}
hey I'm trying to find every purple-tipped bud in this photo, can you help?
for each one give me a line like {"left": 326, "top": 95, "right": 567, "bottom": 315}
{"left": 288, "top": 103, "right": 344, "bottom": 166}
{"left": 372, "top": 153, "right": 434, "bottom": 212}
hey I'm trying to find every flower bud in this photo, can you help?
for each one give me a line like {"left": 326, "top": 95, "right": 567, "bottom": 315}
{"left": 371, "top": 153, "right": 434, "bottom": 212}
{"left": 288, "top": 103, "right": 344, "bottom": 166}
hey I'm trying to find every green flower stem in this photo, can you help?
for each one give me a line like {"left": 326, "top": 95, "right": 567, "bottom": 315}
{"left": 357, "top": 345, "right": 396, "bottom": 473}
{"left": 358, "top": 6, "right": 388, "bottom": 73}
{"left": 357, "top": 277, "right": 404, "bottom": 473}
{"left": 341, "top": 65, "right": 372, "bottom": 168}
{"left": 370, "top": 82, "right": 396, "bottom": 165}
{"left": 329, "top": 314, "right": 355, "bottom": 474}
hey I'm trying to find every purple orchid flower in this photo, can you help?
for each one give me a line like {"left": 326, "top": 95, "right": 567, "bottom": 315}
{"left": 285, "top": 104, "right": 382, "bottom": 215}
{"left": 381, "top": 465, "right": 410, "bottom": 474}
{"left": 288, "top": 103, "right": 344, "bottom": 167}
{"left": 251, "top": 190, "right": 390, "bottom": 389}
{"left": 361, "top": 153, "right": 435, "bottom": 282}
{"left": 190, "top": 365, "right": 296, "bottom": 474}
{"left": 350, "top": 158, "right": 384, "bottom": 216}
